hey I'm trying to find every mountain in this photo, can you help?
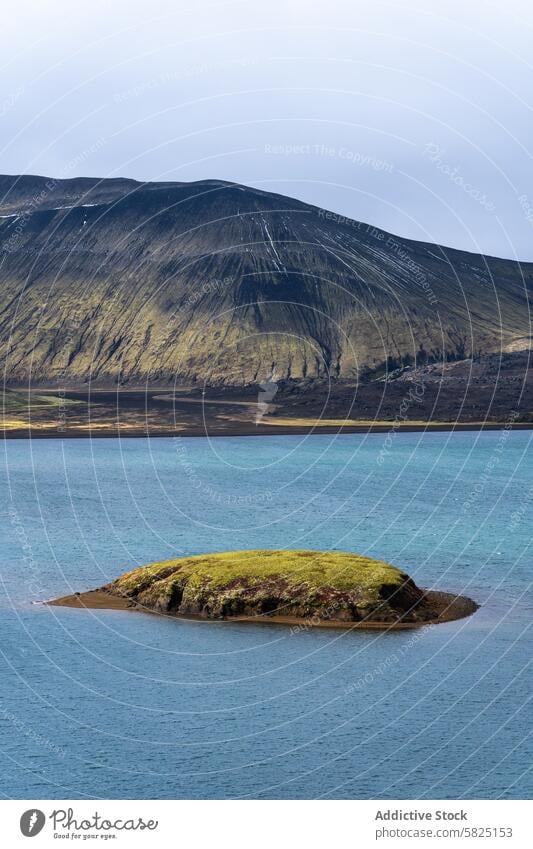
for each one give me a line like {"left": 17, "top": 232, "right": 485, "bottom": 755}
{"left": 0, "top": 174, "right": 531, "bottom": 387}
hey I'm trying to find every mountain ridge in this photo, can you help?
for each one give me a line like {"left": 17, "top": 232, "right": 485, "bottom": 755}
{"left": 2, "top": 172, "right": 531, "bottom": 262}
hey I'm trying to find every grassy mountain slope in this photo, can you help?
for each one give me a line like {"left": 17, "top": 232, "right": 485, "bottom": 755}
{"left": 1, "top": 175, "right": 531, "bottom": 386}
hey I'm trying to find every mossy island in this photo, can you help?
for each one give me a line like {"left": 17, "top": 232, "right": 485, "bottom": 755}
{"left": 49, "top": 550, "right": 478, "bottom": 629}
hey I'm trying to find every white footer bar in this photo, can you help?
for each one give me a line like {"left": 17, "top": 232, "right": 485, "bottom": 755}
{"left": 2, "top": 799, "right": 530, "bottom": 848}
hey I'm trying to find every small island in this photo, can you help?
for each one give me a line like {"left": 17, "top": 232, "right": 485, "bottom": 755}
{"left": 49, "top": 550, "right": 478, "bottom": 629}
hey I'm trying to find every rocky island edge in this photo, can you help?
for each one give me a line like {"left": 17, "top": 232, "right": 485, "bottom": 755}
{"left": 48, "top": 550, "right": 479, "bottom": 630}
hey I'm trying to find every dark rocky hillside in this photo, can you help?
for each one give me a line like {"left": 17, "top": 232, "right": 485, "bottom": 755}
{"left": 0, "top": 174, "right": 531, "bottom": 387}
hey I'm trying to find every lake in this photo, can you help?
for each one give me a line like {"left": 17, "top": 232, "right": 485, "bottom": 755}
{"left": 0, "top": 431, "right": 531, "bottom": 799}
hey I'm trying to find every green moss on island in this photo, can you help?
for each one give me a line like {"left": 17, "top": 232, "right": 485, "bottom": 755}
{"left": 104, "top": 549, "right": 442, "bottom": 624}
{"left": 114, "top": 549, "right": 404, "bottom": 594}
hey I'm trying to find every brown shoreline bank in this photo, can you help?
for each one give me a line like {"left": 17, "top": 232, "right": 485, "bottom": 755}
{"left": 4, "top": 422, "right": 532, "bottom": 440}
{"left": 48, "top": 587, "right": 478, "bottom": 630}
{"left": 3, "top": 384, "right": 531, "bottom": 438}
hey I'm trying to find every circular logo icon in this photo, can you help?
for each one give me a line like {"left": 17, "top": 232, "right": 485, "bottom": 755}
{"left": 20, "top": 810, "right": 45, "bottom": 837}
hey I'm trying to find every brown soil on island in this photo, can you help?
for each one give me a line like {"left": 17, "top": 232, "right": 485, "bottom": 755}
{"left": 47, "top": 587, "right": 478, "bottom": 630}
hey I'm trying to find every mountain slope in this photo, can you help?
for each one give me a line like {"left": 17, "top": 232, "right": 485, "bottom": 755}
{"left": 0, "top": 175, "right": 531, "bottom": 386}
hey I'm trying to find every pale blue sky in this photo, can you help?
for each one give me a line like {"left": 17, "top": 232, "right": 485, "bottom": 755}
{"left": 2, "top": 0, "right": 533, "bottom": 259}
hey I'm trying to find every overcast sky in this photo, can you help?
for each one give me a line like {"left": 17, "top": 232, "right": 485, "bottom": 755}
{"left": 2, "top": 0, "right": 533, "bottom": 260}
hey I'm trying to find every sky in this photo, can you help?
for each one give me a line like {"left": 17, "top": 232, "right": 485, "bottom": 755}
{"left": 2, "top": 0, "right": 533, "bottom": 260}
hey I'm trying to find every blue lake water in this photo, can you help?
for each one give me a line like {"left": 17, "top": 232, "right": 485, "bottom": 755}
{"left": 0, "top": 431, "right": 531, "bottom": 799}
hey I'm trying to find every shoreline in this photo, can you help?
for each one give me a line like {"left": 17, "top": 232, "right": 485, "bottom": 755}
{"left": 3, "top": 421, "right": 532, "bottom": 439}
{"left": 47, "top": 588, "right": 479, "bottom": 630}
